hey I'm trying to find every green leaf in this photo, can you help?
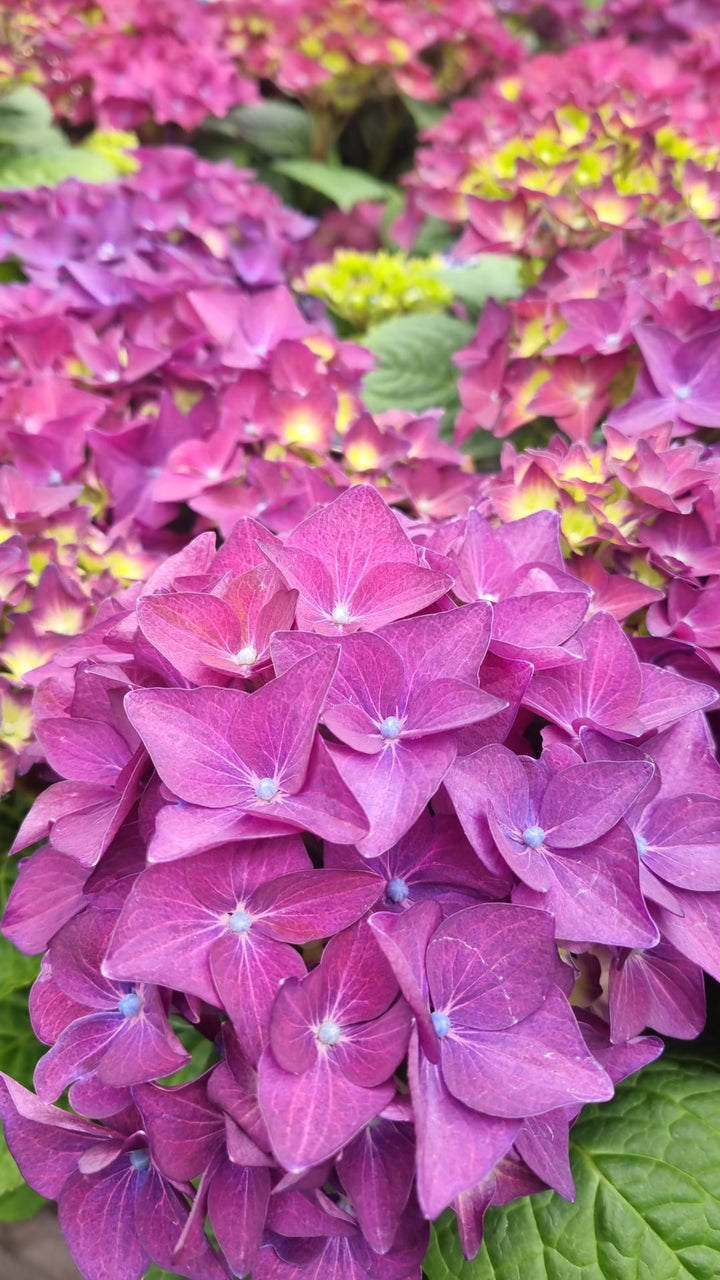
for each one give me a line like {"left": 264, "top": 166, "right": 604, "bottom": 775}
{"left": 0, "top": 147, "right": 117, "bottom": 190}
{"left": 0, "top": 1137, "right": 24, "bottom": 1199}
{"left": 0, "top": 934, "right": 38, "bottom": 1000}
{"left": 425, "top": 1054, "right": 720, "bottom": 1280}
{"left": 272, "top": 159, "right": 392, "bottom": 211}
{"left": 227, "top": 101, "right": 314, "bottom": 157}
{"left": 0, "top": 87, "right": 57, "bottom": 148}
{"left": 401, "top": 96, "right": 446, "bottom": 132}
{"left": 143, "top": 1268, "right": 182, "bottom": 1280}
{"left": 434, "top": 256, "right": 524, "bottom": 308}
{"left": 0, "top": 986, "right": 43, "bottom": 1085}
{"left": 362, "top": 313, "right": 473, "bottom": 421}
{"left": 412, "top": 217, "right": 457, "bottom": 257}
{"left": 0, "top": 1180, "right": 46, "bottom": 1222}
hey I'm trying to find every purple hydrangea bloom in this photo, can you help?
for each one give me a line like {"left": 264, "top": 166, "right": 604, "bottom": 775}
{"left": 104, "top": 837, "right": 379, "bottom": 1062}
{"left": 258, "top": 922, "right": 411, "bottom": 1171}
{"left": 124, "top": 649, "right": 370, "bottom": 859}
{"left": 0, "top": 1076, "right": 225, "bottom": 1280}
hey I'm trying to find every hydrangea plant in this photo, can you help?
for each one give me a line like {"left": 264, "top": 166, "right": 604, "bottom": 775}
{"left": 2, "top": 480, "right": 719, "bottom": 1279}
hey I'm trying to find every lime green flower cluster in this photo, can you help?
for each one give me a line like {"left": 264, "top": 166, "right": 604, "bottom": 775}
{"left": 298, "top": 249, "right": 454, "bottom": 331}
{"left": 82, "top": 129, "right": 140, "bottom": 176}
{"left": 460, "top": 101, "right": 719, "bottom": 212}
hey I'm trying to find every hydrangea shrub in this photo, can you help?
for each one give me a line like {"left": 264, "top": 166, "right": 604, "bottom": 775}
{"left": 2, "top": 478, "right": 720, "bottom": 1278}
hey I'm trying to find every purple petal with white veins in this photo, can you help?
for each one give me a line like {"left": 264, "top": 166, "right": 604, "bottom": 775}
{"left": 211, "top": 929, "right": 306, "bottom": 1066}
{"left": 440, "top": 988, "right": 613, "bottom": 1117}
{"left": 0, "top": 1074, "right": 102, "bottom": 1199}
{"left": 147, "top": 800, "right": 297, "bottom": 862}
{"left": 134, "top": 1076, "right": 223, "bottom": 1182}
{"left": 58, "top": 1164, "right": 149, "bottom": 1280}
{"left": 639, "top": 795, "right": 720, "bottom": 889}
{"left": 408, "top": 1031, "right": 517, "bottom": 1220}
{"left": 653, "top": 890, "right": 720, "bottom": 983}
{"left": 339, "top": 1117, "right": 415, "bottom": 1254}
{"left": 2, "top": 847, "right": 88, "bottom": 954}
{"left": 403, "top": 679, "right": 505, "bottom": 736}
{"left": 376, "top": 603, "right": 493, "bottom": 687}
{"left": 426, "top": 904, "right": 564, "bottom": 1029}
{"left": 512, "top": 824, "right": 659, "bottom": 949}
{"left": 369, "top": 903, "right": 441, "bottom": 1061}
{"left": 257, "top": 1047, "right": 394, "bottom": 1172}
{"left": 207, "top": 1160, "right": 271, "bottom": 1279}
{"left": 329, "top": 735, "right": 456, "bottom": 857}
{"left": 125, "top": 685, "right": 251, "bottom": 806}
{"left": 515, "top": 1110, "right": 574, "bottom": 1200}
{"left": 540, "top": 761, "right": 654, "bottom": 847}
{"left": 262, "top": 736, "right": 370, "bottom": 844}
{"left": 250, "top": 870, "right": 379, "bottom": 942}
{"left": 333, "top": 1000, "right": 412, "bottom": 1088}
{"left": 609, "top": 942, "right": 706, "bottom": 1042}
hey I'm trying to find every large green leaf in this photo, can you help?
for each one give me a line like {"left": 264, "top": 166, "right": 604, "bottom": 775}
{"left": 0, "top": 147, "right": 116, "bottom": 190}
{"left": 272, "top": 159, "right": 392, "bottom": 211}
{"left": 434, "top": 257, "right": 524, "bottom": 308}
{"left": 0, "top": 87, "right": 57, "bottom": 148}
{"left": 424, "top": 1054, "right": 720, "bottom": 1280}
{"left": 362, "top": 312, "right": 473, "bottom": 420}
{"left": 227, "top": 101, "right": 314, "bottom": 157}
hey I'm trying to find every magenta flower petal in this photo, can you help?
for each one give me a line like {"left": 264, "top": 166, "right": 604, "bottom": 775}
{"left": 439, "top": 986, "right": 614, "bottom": 1118}
{"left": 408, "top": 1031, "right": 517, "bottom": 1220}
{"left": 329, "top": 735, "right": 456, "bottom": 856}
{"left": 608, "top": 941, "right": 706, "bottom": 1042}
{"left": 339, "top": 1113, "right": 415, "bottom": 1254}
{"left": 539, "top": 760, "right": 654, "bottom": 847}
{"left": 207, "top": 1161, "right": 272, "bottom": 1280}
{"left": 333, "top": 1000, "right": 413, "bottom": 1088}
{"left": 211, "top": 929, "right": 306, "bottom": 1065}
{"left": 59, "top": 1165, "right": 151, "bottom": 1280}
{"left": 512, "top": 824, "right": 659, "bottom": 949}
{"left": 257, "top": 1047, "right": 394, "bottom": 1172}
{"left": 426, "top": 904, "right": 566, "bottom": 1030}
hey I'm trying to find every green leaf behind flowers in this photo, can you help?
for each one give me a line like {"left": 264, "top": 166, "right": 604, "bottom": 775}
{"left": 362, "top": 312, "right": 473, "bottom": 423}
{"left": 424, "top": 1054, "right": 720, "bottom": 1280}
{"left": 272, "top": 158, "right": 393, "bottom": 211}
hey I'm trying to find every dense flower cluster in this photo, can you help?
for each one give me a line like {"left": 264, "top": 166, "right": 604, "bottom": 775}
{"left": 399, "top": 24, "right": 720, "bottom": 257}
{"left": 0, "top": 146, "right": 490, "bottom": 791}
{"left": 297, "top": 250, "right": 453, "bottom": 332}
{"left": 4, "top": 0, "right": 520, "bottom": 130}
{"left": 454, "top": 212, "right": 720, "bottom": 444}
{"left": 4, "top": 478, "right": 720, "bottom": 1279}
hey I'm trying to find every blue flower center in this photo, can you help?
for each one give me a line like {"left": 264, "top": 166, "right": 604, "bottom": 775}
{"left": 255, "top": 777, "right": 278, "bottom": 802}
{"left": 118, "top": 992, "right": 142, "bottom": 1018}
{"left": 130, "top": 1150, "right": 151, "bottom": 1172}
{"left": 386, "top": 877, "right": 410, "bottom": 904}
{"left": 228, "top": 909, "right": 253, "bottom": 934}
{"left": 331, "top": 603, "right": 350, "bottom": 625}
{"left": 522, "top": 825, "right": 546, "bottom": 848}
{"left": 635, "top": 833, "right": 648, "bottom": 858}
{"left": 317, "top": 1019, "right": 342, "bottom": 1046}
{"left": 674, "top": 384, "right": 691, "bottom": 400}
{"left": 380, "top": 716, "right": 402, "bottom": 740}
{"left": 432, "top": 1011, "right": 451, "bottom": 1038}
